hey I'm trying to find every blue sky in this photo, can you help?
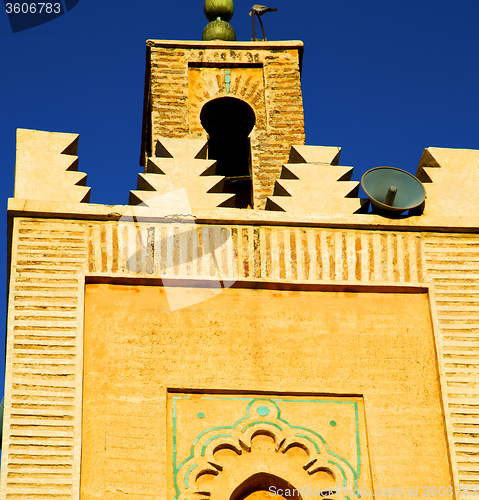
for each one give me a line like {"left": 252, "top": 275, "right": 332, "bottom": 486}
{"left": 1, "top": 0, "right": 479, "bottom": 393}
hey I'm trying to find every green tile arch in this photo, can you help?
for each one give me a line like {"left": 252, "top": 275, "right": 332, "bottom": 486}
{"left": 201, "top": 434, "right": 232, "bottom": 456}
{"left": 193, "top": 426, "right": 234, "bottom": 446}
{"left": 173, "top": 396, "right": 361, "bottom": 498}
{"left": 294, "top": 433, "right": 321, "bottom": 454}
{"left": 184, "top": 463, "right": 198, "bottom": 489}
{"left": 271, "top": 398, "right": 361, "bottom": 478}
{"left": 240, "top": 420, "right": 283, "bottom": 433}
{"left": 173, "top": 398, "right": 257, "bottom": 497}
{"left": 190, "top": 399, "right": 267, "bottom": 448}
{"left": 328, "top": 450, "right": 358, "bottom": 485}
{"left": 245, "top": 398, "right": 282, "bottom": 416}
{"left": 275, "top": 422, "right": 358, "bottom": 486}
{"left": 174, "top": 399, "right": 278, "bottom": 496}
{"left": 178, "top": 400, "right": 284, "bottom": 476}
{"left": 281, "top": 422, "right": 327, "bottom": 445}
{"left": 328, "top": 459, "right": 347, "bottom": 487}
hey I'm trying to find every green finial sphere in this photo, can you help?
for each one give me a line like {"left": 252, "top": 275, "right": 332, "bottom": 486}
{"left": 204, "top": 0, "right": 234, "bottom": 22}
{"left": 202, "top": 19, "right": 236, "bottom": 41}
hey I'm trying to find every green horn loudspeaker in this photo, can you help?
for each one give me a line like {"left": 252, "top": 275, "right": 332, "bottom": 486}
{"left": 361, "top": 167, "right": 426, "bottom": 213}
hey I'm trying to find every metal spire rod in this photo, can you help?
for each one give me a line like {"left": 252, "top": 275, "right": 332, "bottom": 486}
{"left": 256, "top": 12, "right": 267, "bottom": 41}
{"left": 249, "top": 4, "right": 277, "bottom": 41}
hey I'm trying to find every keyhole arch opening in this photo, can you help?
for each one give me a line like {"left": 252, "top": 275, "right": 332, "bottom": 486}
{"left": 229, "top": 472, "right": 304, "bottom": 500}
{"left": 200, "top": 96, "right": 256, "bottom": 208}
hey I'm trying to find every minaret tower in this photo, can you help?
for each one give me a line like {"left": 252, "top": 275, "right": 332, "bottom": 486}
{"left": 137, "top": 0, "right": 305, "bottom": 209}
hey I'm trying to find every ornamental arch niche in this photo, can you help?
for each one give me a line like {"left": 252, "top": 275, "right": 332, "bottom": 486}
{"left": 200, "top": 96, "right": 256, "bottom": 208}
{"left": 173, "top": 398, "right": 359, "bottom": 500}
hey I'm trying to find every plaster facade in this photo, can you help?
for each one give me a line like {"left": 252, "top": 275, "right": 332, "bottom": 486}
{"left": 2, "top": 37, "right": 479, "bottom": 500}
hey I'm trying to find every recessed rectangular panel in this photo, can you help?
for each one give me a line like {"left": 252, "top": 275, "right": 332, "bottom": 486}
{"left": 81, "top": 284, "right": 452, "bottom": 500}
{"left": 169, "top": 392, "right": 372, "bottom": 499}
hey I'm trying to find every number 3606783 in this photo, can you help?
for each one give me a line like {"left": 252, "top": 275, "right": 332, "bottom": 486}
{"left": 5, "top": 3, "right": 61, "bottom": 14}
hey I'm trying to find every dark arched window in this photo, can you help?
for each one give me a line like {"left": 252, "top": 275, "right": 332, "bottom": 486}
{"left": 200, "top": 97, "right": 256, "bottom": 208}
{"left": 230, "top": 472, "right": 303, "bottom": 500}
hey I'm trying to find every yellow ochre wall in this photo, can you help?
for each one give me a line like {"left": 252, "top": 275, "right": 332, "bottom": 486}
{"left": 81, "top": 284, "right": 452, "bottom": 500}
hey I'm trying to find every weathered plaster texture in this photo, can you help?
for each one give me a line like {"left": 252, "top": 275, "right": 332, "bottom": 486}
{"left": 14, "top": 129, "right": 90, "bottom": 203}
{"left": 2, "top": 214, "right": 479, "bottom": 500}
{"left": 81, "top": 285, "right": 449, "bottom": 500}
